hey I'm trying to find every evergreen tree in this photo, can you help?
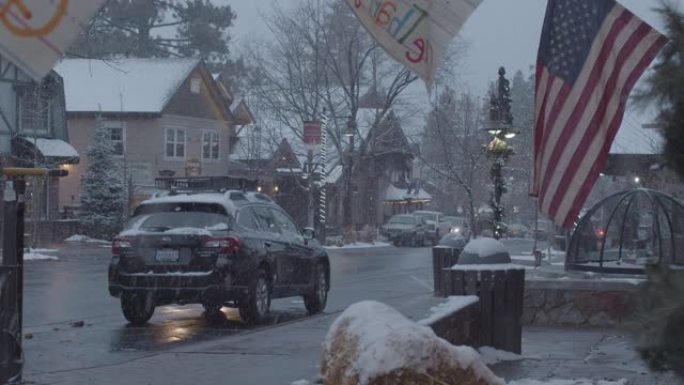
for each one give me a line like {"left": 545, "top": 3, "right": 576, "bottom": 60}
{"left": 633, "top": 6, "right": 684, "bottom": 379}
{"left": 79, "top": 117, "right": 125, "bottom": 240}
{"left": 70, "top": 0, "right": 238, "bottom": 70}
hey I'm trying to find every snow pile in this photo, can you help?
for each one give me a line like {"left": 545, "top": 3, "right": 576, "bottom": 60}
{"left": 64, "top": 234, "right": 110, "bottom": 244}
{"left": 451, "top": 263, "right": 525, "bottom": 271}
{"left": 418, "top": 296, "right": 479, "bottom": 326}
{"left": 290, "top": 380, "right": 312, "bottom": 385}
{"left": 24, "top": 252, "right": 58, "bottom": 261}
{"left": 324, "top": 242, "right": 390, "bottom": 250}
{"left": 478, "top": 347, "right": 525, "bottom": 365}
{"left": 322, "top": 300, "right": 503, "bottom": 385}
{"left": 463, "top": 238, "right": 508, "bottom": 257}
{"left": 508, "top": 379, "right": 626, "bottom": 385}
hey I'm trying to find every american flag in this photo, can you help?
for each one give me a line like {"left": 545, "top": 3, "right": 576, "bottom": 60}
{"left": 531, "top": 0, "right": 667, "bottom": 228}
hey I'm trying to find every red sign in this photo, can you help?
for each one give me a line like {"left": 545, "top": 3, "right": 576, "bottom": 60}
{"left": 303, "top": 121, "right": 321, "bottom": 146}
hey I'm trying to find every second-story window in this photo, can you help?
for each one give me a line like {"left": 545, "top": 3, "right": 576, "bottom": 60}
{"left": 202, "top": 130, "right": 219, "bottom": 161}
{"left": 165, "top": 127, "right": 185, "bottom": 159}
{"left": 106, "top": 122, "right": 125, "bottom": 156}
{"left": 20, "top": 86, "right": 51, "bottom": 135}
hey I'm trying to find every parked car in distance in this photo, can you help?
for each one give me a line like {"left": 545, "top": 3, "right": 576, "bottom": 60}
{"left": 108, "top": 188, "right": 330, "bottom": 326}
{"left": 380, "top": 214, "right": 428, "bottom": 247}
{"left": 506, "top": 223, "right": 529, "bottom": 238}
{"left": 442, "top": 216, "right": 469, "bottom": 238}
{"left": 412, "top": 210, "right": 450, "bottom": 243}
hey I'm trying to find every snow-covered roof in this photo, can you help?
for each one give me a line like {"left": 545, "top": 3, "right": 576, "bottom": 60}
{"left": 31, "top": 137, "right": 78, "bottom": 158}
{"left": 384, "top": 184, "right": 432, "bottom": 202}
{"left": 55, "top": 58, "right": 200, "bottom": 113}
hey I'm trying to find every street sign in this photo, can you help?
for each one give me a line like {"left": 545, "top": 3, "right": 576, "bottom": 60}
{"left": 303, "top": 121, "right": 322, "bottom": 146}
{"left": 0, "top": 0, "right": 106, "bottom": 81}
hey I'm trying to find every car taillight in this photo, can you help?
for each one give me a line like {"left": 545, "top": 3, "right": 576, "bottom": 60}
{"left": 112, "top": 237, "right": 132, "bottom": 255}
{"left": 202, "top": 236, "right": 240, "bottom": 255}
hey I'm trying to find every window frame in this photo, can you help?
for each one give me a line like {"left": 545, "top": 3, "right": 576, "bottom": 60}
{"left": 105, "top": 121, "right": 125, "bottom": 157}
{"left": 201, "top": 130, "right": 220, "bottom": 161}
{"left": 165, "top": 127, "right": 186, "bottom": 160}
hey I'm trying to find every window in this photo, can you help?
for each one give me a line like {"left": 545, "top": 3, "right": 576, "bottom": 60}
{"left": 20, "top": 87, "right": 51, "bottom": 134}
{"left": 165, "top": 128, "right": 185, "bottom": 159}
{"left": 270, "top": 208, "right": 299, "bottom": 235}
{"left": 237, "top": 207, "right": 259, "bottom": 231}
{"left": 106, "top": 123, "right": 125, "bottom": 156}
{"left": 202, "top": 130, "right": 220, "bottom": 161}
{"left": 253, "top": 206, "right": 279, "bottom": 233}
{"left": 190, "top": 77, "right": 201, "bottom": 94}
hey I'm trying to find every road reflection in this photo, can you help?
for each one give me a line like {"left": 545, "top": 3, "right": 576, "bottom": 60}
{"left": 111, "top": 304, "right": 309, "bottom": 352}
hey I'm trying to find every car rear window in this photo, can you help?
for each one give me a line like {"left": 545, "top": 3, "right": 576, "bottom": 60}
{"left": 127, "top": 203, "right": 232, "bottom": 232}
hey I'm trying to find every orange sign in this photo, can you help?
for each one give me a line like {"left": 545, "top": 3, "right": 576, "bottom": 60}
{"left": 0, "top": 0, "right": 68, "bottom": 38}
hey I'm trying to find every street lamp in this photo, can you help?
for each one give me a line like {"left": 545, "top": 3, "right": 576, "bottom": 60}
{"left": 483, "top": 67, "right": 517, "bottom": 240}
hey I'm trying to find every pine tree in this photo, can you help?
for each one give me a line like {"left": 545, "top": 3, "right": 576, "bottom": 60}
{"left": 632, "top": 6, "right": 684, "bottom": 379}
{"left": 79, "top": 117, "right": 125, "bottom": 240}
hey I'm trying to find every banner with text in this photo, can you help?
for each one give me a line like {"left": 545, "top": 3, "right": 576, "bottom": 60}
{"left": 0, "top": 0, "right": 106, "bottom": 80}
{"left": 346, "top": 0, "right": 482, "bottom": 86}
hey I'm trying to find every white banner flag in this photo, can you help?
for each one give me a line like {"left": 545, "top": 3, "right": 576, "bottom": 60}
{"left": 346, "top": 0, "right": 482, "bottom": 86}
{"left": 0, "top": 0, "right": 106, "bottom": 81}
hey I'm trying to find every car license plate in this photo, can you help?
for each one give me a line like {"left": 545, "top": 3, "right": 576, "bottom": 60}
{"left": 155, "top": 249, "right": 179, "bottom": 262}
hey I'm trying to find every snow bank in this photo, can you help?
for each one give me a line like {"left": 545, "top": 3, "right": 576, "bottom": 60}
{"left": 478, "top": 347, "right": 525, "bottom": 365}
{"left": 418, "top": 296, "right": 479, "bottom": 326}
{"left": 322, "top": 300, "right": 503, "bottom": 385}
{"left": 464, "top": 238, "right": 508, "bottom": 257}
{"left": 24, "top": 252, "right": 58, "bottom": 261}
{"left": 324, "top": 242, "right": 390, "bottom": 250}
{"left": 508, "top": 379, "right": 626, "bottom": 385}
{"left": 451, "top": 263, "right": 525, "bottom": 271}
{"left": 290, "top": 380, "right": 312, "bottom": 385}
{"left": 64, "top": 234, "right": 110, "bottom": 244}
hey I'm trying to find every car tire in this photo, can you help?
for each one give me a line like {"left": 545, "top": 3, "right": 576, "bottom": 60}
{"left": 410, "top": 233, "right": 417, "bottom": 247}
{"left": 304, "top": 263, "right": 328, "bottom": 315}
{"left": 393, "top": 238, "right": 401, "bottom": 247}
{"left": 121, "top": 292, "right": 155, "bottom": 325}
{"left": 239, "top": 270, "right": 271, "bottom": 325}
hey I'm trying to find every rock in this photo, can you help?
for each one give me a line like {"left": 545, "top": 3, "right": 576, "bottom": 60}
{"left": 321, "top": 301, "right": 503, "bottom": 385}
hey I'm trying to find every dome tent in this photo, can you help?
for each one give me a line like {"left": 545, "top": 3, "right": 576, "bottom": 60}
{"left": 567, "top": 188, "right": 684, "bottom": 274}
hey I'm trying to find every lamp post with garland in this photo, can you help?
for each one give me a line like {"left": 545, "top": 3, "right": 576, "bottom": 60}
{"left": 484, "top": 67, "right": 517, "bottom": 240}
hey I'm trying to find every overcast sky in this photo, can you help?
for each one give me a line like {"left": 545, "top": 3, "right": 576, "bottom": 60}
{"left": 223, "top": 0, "right": 676, "bottom": 91}
{"left": 221, "top": 0, "right": 681, "bottom": 136}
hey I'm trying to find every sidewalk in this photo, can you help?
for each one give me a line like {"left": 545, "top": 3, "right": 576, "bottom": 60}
{"left": 490, "top": 327, "right": 681, "bottom": 385}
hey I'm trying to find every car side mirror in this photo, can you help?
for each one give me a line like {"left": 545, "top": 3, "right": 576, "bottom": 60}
{"left": 302, "top": 227, "right": 315, "bottom": 241}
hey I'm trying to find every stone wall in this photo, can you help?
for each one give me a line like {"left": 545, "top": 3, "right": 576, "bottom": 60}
{"left": 522, "top": 278, "right": 643, "bottom": 327}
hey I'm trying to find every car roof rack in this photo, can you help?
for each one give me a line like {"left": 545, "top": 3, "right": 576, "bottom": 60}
{"left": 155, "top": 176, "right": 259, "bottom": 193}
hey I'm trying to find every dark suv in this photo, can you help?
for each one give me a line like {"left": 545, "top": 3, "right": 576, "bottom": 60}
{"left": 108, "top": 189, "right": 330, "bottom": 325}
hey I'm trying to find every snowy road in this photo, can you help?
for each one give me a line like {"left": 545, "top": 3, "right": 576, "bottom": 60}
{"left": 19, "top": 238, "right": 547, "bottom": 384}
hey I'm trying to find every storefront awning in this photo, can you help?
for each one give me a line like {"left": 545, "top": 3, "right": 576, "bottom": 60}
{"left": 12, "top": 136, "right": 79, "bottom": 166}
{"left": 384, "top": 184, "right": 432, "bottom": 203}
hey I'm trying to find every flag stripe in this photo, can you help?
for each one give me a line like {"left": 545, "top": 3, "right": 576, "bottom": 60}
{"left": 542, "top": 21, "right": 656, "bottom": 217}
{"left": 537, "top": 7, "right": 633, "bottom": 200}
{"left": 555, "top": 33, "right": 668, "bottom": 226}
{"left": 531, "top": 66, "right": 550, "bottom": 195}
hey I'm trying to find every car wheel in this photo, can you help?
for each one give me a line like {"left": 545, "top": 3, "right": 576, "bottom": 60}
{"left": 393, "top": 238, "right": 401, "bottom": 247}
{"left": 304, "top": 263, "right": 328, "bottom": 315}
{"left": 239, "top": 270, "right": 271, "bottom": 325}
{"left": 121, "top": 292, "right": 155, "bottom": 325}
{"left": 410, "top": 233, "right": 417, "bottom": 247}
